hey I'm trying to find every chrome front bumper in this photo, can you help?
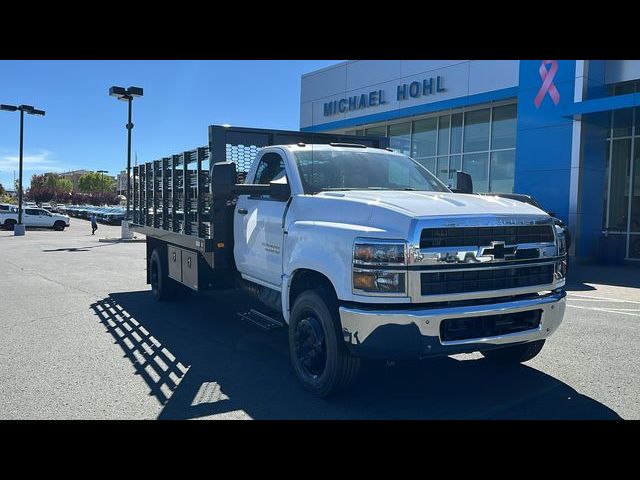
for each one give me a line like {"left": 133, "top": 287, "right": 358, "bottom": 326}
{"left": 339, "top": 290, "right": 566, "bottom": 359}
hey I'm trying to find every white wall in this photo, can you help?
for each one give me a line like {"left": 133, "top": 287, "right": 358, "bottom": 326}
{"left": 300, "top": 60, "right": 520, "bottom": 129}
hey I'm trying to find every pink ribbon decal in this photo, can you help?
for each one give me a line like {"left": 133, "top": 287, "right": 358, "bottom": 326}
{"left": 534, "top": 60, "right": 560, "bottom": 108}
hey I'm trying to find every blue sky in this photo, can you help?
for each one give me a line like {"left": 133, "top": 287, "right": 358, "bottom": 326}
{"left": 0, "top": 60, "right": 340, "bottom": 189}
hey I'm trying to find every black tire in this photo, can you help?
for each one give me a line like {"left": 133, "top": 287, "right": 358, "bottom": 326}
{"left": 481, "top": 339, "right": 546, "bottom": 364}
{"left": 53, "top": 221, "right": 66, "bottom": 231}
{"left": 149, "top": 249, "right": 176, "bottom": 302}
{"left": 289, "top": 289, "right": 361, "bottom": 397}
{"left": 4, "top": 219, "right": 16, "bottom": 231}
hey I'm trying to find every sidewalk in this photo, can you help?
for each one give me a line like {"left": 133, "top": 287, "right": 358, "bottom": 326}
{"left": 566, "top": 262, "right": 640, "bottom": 301}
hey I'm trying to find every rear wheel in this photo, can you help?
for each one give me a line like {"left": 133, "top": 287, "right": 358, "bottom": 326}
{"left": 289, "top": 289, "right": 361, "bottom": 397}
{"left": 4, "top": 219, "right": 16, "bottom": 231}
{"left": 150, "top": 249, "right": 176, "bottom": 302}
{"left": 481, "top": 340, "right": 546, "bottom": 364}
{"left": 53, "top": 221, "right": 66, "bottom": 231}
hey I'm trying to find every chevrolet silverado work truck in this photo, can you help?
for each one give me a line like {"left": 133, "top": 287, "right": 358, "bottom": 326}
{"left": 131, "top": 125, "right": 567, "bottom": 397}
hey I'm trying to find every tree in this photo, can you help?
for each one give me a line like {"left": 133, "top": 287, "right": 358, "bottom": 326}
{"left": 78, "top": 172, "right": 115, "bottom": 194}
{"left": 27, "top": 173, "right": 73, "bottom": 203}
{"left": 0, "top": 183, "right": 12, "bottom": 204}
{"left": 30, "top": 174, "right": 46, "bottom": 190}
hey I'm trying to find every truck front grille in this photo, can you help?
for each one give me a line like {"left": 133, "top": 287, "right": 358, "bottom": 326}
{"left": 420, "top": 225, "right": 554, "bottom": 249}
{"left": 420, "top": 264, "right": 554, "bottom": 295}
{"left": 440, "top": 309, "right": 542, "bottom": 342}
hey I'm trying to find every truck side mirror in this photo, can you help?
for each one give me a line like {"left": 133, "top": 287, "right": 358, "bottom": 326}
{"left": 269, "top": 177, "right": 291, "bottom": 201}
{"left": 450, "top": 171, "right": 473, "bottom": 194}
{"left": 211, "top": 161, "right": 237, "bottom": 199}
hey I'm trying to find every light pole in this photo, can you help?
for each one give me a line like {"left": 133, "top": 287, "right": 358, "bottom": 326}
{"left": 1, "top": 104, "right": 45, "bottom": 236}
{"left": 97, "top": 170, "right": 108, "bottom": 200}
{"left": 108, "top": 86, "right": 143, "bottom": 223}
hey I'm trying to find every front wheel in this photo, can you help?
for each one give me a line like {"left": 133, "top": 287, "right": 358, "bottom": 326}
{"left": 53, "top": 221, "right": 66, "bottom": 231}
{"left": 289, "top": 289, "right": 360, "bottom": 397}
{"left": 481, "top": 340, "right": 546, "bottom": 364}
{"left": 3, "top": 219, "right": 16, "bottom": 231}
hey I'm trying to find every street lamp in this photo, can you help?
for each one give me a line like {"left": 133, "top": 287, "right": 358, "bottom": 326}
{"left": 96, "top": 170, "right": 108, "bottom": 199}
{"left": 1, "top": 103, "right": 45, "bottom": 236}
{"left": 109, "top": 86, "right": 143, "bottom": 224}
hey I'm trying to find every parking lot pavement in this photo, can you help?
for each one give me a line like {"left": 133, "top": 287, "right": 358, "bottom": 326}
{"left": 0, "top": 218, "right": 637, "bottom": 419}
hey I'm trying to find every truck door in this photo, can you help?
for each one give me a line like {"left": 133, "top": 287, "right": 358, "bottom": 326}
{"left": 234, "top": 151, "right": 289, "bottom": 288}
{"left": 23, "top": 208, "right": 41, "bottom": 227}
{"left": 38, "top": 209, "right": 53, "bottom": 226}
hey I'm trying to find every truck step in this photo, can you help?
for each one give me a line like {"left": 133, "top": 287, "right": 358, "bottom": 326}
{"left": 238, "top": 309, "right": 286, "bottom": 331}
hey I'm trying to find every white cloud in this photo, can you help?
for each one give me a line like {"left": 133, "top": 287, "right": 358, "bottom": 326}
{"left": 0, "top": 150, "right": 62, "bottom": 173}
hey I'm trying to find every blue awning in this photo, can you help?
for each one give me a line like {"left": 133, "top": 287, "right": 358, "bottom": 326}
{"left": 562, "top": 92, "right": 640, "bottom": 117}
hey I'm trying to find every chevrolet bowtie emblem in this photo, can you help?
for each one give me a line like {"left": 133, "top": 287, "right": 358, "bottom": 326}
{"left": 480, "top": 241, "right": 518, "bottom": 260}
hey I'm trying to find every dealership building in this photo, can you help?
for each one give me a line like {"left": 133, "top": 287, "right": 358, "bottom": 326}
{"left": 299, "top": 60, "right": 640, "bottom": 263}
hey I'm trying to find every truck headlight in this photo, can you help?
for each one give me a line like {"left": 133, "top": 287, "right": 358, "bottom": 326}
{"left": 554, "top": 225, "right": 567, "bottom": 256}
{"left": 353, "top": 270, "right": 406, "bottom": 294}
{"left": 352, "top": 239, "right": 408, "bottom": 295}
{"left": 554, "top": 225, "right": 567, "bottom": 280}
{"left": 353, "top": 240, "right": 406, "bottom": 265}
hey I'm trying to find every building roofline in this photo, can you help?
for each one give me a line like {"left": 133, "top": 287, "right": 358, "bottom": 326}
{"left": 301, "top": 60, "right": 353, "bottom": 78}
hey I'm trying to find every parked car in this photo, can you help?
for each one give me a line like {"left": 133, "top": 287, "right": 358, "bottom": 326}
{"left": 0, "top": 204, "right": 18, "bottom": 213}
{"left": 0, "top": 207, "right": 70, "bottom": 231}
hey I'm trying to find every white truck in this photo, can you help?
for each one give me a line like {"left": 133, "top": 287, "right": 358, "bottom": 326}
{"left": 0, "top": 206, "right": 70, "bottom": 231}
{"left": 131, "top": 125, "right": 567, "bottom": 397}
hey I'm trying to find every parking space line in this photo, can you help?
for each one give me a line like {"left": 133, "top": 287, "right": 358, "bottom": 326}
{"left": 568, "top": 293, "right": 640, "bottom": 305}
{"left": 567, "top": 304, "right": 640, "bottom": 317}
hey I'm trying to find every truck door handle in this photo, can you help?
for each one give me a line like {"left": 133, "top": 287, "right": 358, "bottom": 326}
{"left": 237, "top": 208, "right": 248, "bottom": 215}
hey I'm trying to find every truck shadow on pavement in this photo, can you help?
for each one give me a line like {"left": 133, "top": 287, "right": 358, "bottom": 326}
{"left": 90, "top": 290, "right": 621, "bottom": 420}
{"left": 565, "top": 263, "right": 640, "bottom": 292}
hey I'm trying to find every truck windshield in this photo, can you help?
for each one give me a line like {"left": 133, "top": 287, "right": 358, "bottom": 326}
{"left": 294, "top": 149, "right": 450, "bottom": 194}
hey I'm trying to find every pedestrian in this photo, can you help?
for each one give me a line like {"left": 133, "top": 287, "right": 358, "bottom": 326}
{"left": 90, "top": 214, "right": 98, "bottom": 235}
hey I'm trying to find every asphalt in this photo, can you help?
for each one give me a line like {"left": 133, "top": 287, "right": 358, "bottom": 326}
{"left": 0, "top": 218, "right": 638, "bottom": 419}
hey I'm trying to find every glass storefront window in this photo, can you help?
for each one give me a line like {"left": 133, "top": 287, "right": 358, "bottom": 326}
{"left": 412, "top": 118, "right": 437, "bottom": 158}
{"left": 489, "top": 150, "right": 516, "bottom": 193}
{"left": 437, "top": 116, "right": 450, "bottom": 155}
{"left": 613, "top": 81, "right": 637, "bottom": 96}
{"left": 449, "top": 155, "right": 461, "bottom": 179}
{"left": 436, "top": 157, "right": 449, "bottom": 182}
{"left": 463, "top": 153, "right": 489, "bottom": 192}
{"left": 631, "top": 139, "right": 640, "bottom": 234}
{"left": 451, "top": 113, "right": 462, "bottom": 154}
{"left": 612, "top": 108, "right": 633, "bottom": 138}
{"left": 416, "top": 157, "right": 436, "bottom": 176}
{"left": 365, "top": 125, "right": 387, "bottom": 136}
{"left": 345, "top": 102, "right": 516, "bottom": 196}
{"left": 389, "top": 122, "right": 411, "bottom": 155}
{"left": 607, "top": 138, "right": 631, "bottom": 231}
{"left": 491, "top": 104, "right": 517, "bottom": 150}
{"left": 463, "top": 108, "right": 490, "bottom": 152}
{"left": 603, "top": 139, "right": 610, "bottom": 231}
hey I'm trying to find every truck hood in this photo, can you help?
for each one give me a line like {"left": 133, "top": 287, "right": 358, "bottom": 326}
{"left": 316, "top": 190, "right": 547, "bottom": 217}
